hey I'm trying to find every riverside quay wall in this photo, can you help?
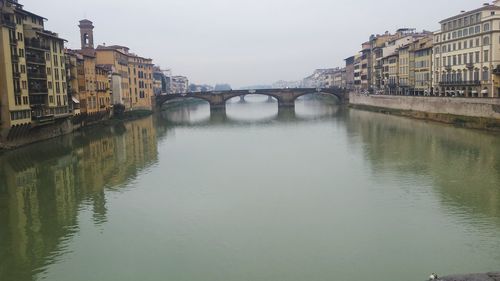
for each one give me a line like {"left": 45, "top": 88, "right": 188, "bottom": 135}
{"left": 349, "top": 94, "right": 500, "bottom": 131}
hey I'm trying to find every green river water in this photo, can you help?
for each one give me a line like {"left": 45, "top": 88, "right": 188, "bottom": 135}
{"left": 1, "top": 96, "right": 499, "bottom": 281}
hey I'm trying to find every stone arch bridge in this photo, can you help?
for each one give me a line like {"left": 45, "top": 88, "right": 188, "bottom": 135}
{"left": 156, "top": 88, "right": 348, "bottom": 112}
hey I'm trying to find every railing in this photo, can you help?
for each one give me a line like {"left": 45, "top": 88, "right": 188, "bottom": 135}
{"left": 28, "top": 72, "right": 47, "bottom": 79}
{"left": 1, "top": 19, "right": 16, "bottom": 29}
{"left": 439, "top": 80, "right": 480, "bottom": 86}
{"left": 25, "top": 40, "right": 50, "bottom": 51}
{"left": 29, "top": 87, "right": 49, "bottom": 94}
{"left": 26, "top": 55, "right": 46, "bottom": 64}
{"left": 13, "top": 71, "right": 21, "bottom": 78}
{"left": 11, "top": 54, "right": 19, "bottom": 62}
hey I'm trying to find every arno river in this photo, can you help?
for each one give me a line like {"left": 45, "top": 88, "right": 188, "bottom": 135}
{"left": 1, "top": 96, "right": 499, "bottom": 281}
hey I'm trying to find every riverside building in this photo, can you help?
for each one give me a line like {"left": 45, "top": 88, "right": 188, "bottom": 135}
{"left": 433, "top": 1, "right": 500, "bottom": 97}
{"left": 0, "top": 0, "right": 69, "bottom": 139}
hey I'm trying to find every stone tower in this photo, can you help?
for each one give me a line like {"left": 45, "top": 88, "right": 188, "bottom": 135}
{"left": 79, "top": 19, "right": 94, "bottom": 49}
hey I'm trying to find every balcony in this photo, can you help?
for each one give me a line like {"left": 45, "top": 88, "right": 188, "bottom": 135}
{"left": 13, "top": 71, "right": 21, "bottom": 79}
{"left": 31, "top": 106, "right": 55, "bottom": 124}
{"left": 25, "top": 39, "right": 50, "bottom": 51}
{"left": 439, "top": 80, "right": 480, "bottom": 86}
{"left": 445, "top": 65, "right": 452, "bottom": 71}
{"left": 28, "top": 72, "right": 47, "bottom": 80}
{"left": 1, "top": 19, "right": 16, "bottom": 29}
{"left": 26, "top": 55, "right": 46, "bottom": 65}
{"left": 466, "top": 63, "right": 474, "bottom": 69}
{"left": 10, "top": 38, "right": 18, "bottom": 46}
{"left": 11, "top": 54, "right": 19, "bottom": 63}
{"left": 29, "top": 86, "right": 48, "bottom": 94}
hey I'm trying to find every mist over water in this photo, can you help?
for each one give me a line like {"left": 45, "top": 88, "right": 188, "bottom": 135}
{"left": 1, "top": 99, "right": 500, "bottom": 281}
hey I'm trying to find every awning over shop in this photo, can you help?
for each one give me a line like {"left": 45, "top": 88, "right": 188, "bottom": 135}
{"left": 72, "top": 96, "right": 80, "bottom": 104}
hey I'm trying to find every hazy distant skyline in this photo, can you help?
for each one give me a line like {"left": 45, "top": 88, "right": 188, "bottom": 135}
{"left": 24, "top": 0, "right": 480, "bottom": 87}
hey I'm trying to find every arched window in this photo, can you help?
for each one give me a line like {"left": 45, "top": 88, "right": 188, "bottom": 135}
{"left": 83, "top": 33, "right": 89, "bottom": 45}
{"left": 483, "top": 36, "right": 490, "bottom": 45}
{"left": 484, "top": 23, "right": 490, "bottom": 32}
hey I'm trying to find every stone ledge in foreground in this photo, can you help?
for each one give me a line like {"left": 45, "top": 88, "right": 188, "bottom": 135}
{"left": 439, "top": 272, "right": 500, "bottom": 281}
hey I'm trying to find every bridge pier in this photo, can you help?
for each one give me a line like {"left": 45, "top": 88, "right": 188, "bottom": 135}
{"left": 210, "top": 103, "right": 226, "bottom": 114}
{"left": 239, "top": 96, "right": 246, "bottom": 103}
{"left": 277, "top": 93, "right": 296, "bottom": 109}
{"left": 277, "top": 106, "right": 296, "bottom": 120}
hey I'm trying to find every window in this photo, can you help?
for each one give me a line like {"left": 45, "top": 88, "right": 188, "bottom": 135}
{"left": 458, "top": 55, "right": 462, "bottom": 65}
{"left": 469, "top": 27, "right": 474, "bottom": 35}
{"left": 453, "top": 55, "right": 457, "bottom": 65}
{"left": 464, "top": 40, "right": 468, "bottom": 49}
{"left": 470, "top": 39, "right": 474, "bottom": 47}
{"left": 482, "top": 68, "right": 489, "bottom": 81}
{"left": 17, "top": 32, "right": 23, "bottom": 42}
{"left": 483, "top": 36, "right": 490, "bottom": 45}
{"left": 484, "top": 50, "right": 489, "bottom": 62}
{"left": 475, "top": 51, "right": 480, "bottom": 63}
{"left": 48, "top": 81, "right": 53, "bottom": 89}
{"left": 474, "top": 69, "right": 479, "bottom": 81}
{"left": 475, "top": 25, "right": 481, "bottom": 34}
{"left": 463, "top": 53, "right": 467, "bottom": 64}
{"left": 484, "top": 23, "right": 490, "bottom": 32}
{"left": 21, "top": 81, "right": 27, "bottom": 89}
{"left": 476, "top": 38, "right": 480, "bottom": 47}
{"left": 23, "top": 96, "right": 28, "bottom": 105}
{"left": 469, "top": 52, "right": 474, "bottom": 63}
{"left": 18, "top": 48, "right": 24, "bottom": 57}
{"left": 20, "top": 65, "right": 26, "bottom": 73}
{"left": 463, "top": 28, "right": 468, "bottom": 36}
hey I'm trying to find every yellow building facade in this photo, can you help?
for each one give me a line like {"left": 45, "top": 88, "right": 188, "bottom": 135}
{"left": 0, "top": 0, "right": 69, "bottom": 139}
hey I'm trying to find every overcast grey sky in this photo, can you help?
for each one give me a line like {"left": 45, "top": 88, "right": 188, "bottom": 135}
{"left": 24, "top": 0, "right": 479, "bottom": 87}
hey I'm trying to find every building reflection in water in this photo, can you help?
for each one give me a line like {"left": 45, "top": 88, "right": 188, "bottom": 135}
{"left": 345, "top": 109, "right": 500, "bottom": 224}
{"left": 0, "top": 117, "right": 158, "bottom": 281}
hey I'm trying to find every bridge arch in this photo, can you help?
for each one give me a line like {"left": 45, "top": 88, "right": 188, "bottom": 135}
{"left": 157, "top": 95, "right": 212, "bottom": 108}
{"left": 222, "top": 92, "right": 280, "bottom": 104}
{"left": 292, "top": 91, "right": 344, "bottom": 104}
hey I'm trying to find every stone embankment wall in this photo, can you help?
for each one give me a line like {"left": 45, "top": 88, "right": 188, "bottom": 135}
{"left": 349, "top": 94, "right": 500, "bottom": 131}
{"left": 0, "top": 111, "right": 111, "bottom": 150}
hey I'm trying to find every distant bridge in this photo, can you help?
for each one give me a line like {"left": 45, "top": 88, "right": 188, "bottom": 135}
{"left": 156, "top": 88, "right": 349, "bottom": 112}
